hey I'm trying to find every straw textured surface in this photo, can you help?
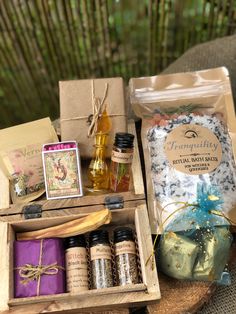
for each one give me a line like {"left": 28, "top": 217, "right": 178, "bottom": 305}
{"left": 162, "top": 34, "right": 236, "bottom": 104}
{"left": 199, "top": 264, "right": 236, "bottom": 314}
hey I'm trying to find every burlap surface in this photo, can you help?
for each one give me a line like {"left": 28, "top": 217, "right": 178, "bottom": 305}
{"left": 197, "top": 265, "right": 236, "bottom": 314}
{"left": 162, "top": 35, "right": 236, "bottom": 314}
{"left": 162, "top": 34, "right": 236, "bottom": 104}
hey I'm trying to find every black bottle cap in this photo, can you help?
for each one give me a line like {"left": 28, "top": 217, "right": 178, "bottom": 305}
{"left": 65, "top": 235, "right": 86, "bottom": 249}
{"left": 114, "top": 227, "right": 134, "bottom": 244}
{"left": 89, "top": 229, "right": 110, "bottom": 247}
{"left": 114, "top": 133, "right": 135, "bottom": 149}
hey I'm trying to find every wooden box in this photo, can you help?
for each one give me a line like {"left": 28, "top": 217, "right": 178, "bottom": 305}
{"left": 0, "top": 121, "right": 161, "bottom": 313}
{"left": 0, "top": 205, "right": 160, "bottom": 313}
{"left": 0, "top": 121, "right": 145, "bottom": 222}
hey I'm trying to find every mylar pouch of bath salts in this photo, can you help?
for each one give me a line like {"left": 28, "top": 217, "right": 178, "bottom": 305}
{"left": 146, "top": 113, "right": 236, "bottom": 232}
{"left": 129, "top": 67, "right": 236, "bottom": 234}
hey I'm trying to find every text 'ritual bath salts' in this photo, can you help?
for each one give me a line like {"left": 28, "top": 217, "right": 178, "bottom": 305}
{"left": 129, "top": 67, "right": 236, "bottom": 234}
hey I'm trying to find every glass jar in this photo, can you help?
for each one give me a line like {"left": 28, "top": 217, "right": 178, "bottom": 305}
{"left": 89, "top": 230, "right": 113, "bottom": 289}
{"left": 65, "top": 235, "right": 89, "bottom": 292}
{"left": 110, "top": 133, "right": 135, "bottom": 192}
{"left": 114, "top": 227, "right": 139, "bottom": 286}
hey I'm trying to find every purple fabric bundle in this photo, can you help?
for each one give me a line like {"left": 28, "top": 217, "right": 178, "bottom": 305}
{"left": 14, "top": 238, "right": 65, "bottom": 298}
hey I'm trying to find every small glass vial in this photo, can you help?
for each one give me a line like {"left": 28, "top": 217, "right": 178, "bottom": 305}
{"left": 89, "top": 230, "right": 113, "bottom": 289}
{"left": 110, "top": 132, "right": 134, "bottom": 192}
{"left": 65, "top": 235, "right": 89, "bottom": 293}
{"left": 114, "top": 227, "right": 139, "bottom": 286}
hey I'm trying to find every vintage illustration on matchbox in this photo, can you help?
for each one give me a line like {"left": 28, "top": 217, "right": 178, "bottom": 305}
{"left": 44, "top": 150, "right": 82, "bottom": 199}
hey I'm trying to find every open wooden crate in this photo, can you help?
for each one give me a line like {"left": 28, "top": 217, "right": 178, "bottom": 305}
{"left": 0, "top": 121, "right": 145, "bottom": 222}
{"left": 0, "top": 205, "right": 160, "bottom": 313}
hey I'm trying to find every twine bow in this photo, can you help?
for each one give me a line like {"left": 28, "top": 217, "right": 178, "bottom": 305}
{"left": 15, "top": 240, "right": 64, "bottom": 296}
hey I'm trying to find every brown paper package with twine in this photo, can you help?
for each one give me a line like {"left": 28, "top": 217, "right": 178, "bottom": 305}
{"left": 60, "top": 77, "right": 127, "bottom": 158}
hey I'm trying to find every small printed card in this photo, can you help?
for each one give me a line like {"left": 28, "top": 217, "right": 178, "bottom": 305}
{"left": 42, "top": 141, "right": 83, "bottom": 200}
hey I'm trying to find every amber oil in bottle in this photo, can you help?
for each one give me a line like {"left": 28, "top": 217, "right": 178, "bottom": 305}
{"left": 88, "top": 132, "right": 109, "bottom": 192}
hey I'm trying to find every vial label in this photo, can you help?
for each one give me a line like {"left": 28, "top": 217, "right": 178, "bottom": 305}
{"left": 66, "top": 247, "right": 88, "bottom": 292}
{"left": 90, "top": 245, "right": 112, "bottom": 261}
{"left": 111, "top": 151, "right": 133, "bottom": 164}
{"left": 115, "top": 241, "right": 136, "bottom": 255}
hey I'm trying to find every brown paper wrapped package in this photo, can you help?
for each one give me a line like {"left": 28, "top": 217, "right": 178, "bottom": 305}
{"left": 60, "top": 78, "right": 127, "bottom": 158}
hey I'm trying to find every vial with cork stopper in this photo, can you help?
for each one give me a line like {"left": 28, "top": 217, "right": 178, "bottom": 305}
{"left": 110, "top": 132, "right": 135, "bottom": 192}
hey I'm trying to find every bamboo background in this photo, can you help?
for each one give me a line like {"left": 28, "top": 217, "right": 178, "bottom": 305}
{"left": 0, "top": 0, "right": 235, "bottom": 127}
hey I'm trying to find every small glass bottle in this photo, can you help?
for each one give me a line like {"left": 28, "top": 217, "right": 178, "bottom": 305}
{"left": 89, "top": 230, "right": 113, "bottom": 289}
{"left": 65, "top": 235, "right": 89, "bottom": 293}
{"left": 110, "top": 133, "right": 134, "bottom": 192}
{"left": 114, "top": 227, "right": 139, "bottom": 286}
{"left": 88, "top": 132, "right": 109, "bottom": 192}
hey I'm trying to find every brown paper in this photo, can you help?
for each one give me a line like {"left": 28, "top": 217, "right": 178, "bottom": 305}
{"left": 130, "top": 67, "right": 236, "bottom": 234}
{"left": 0, "top": 118, "right": 58, "bottom": 205}
{"left": 60, "top": 78, "right": 127, "bottom": 158}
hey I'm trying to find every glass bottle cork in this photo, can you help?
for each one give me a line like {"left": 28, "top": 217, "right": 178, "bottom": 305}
{"left": 65, "top": 235, "right": 89, "bottom": 293}
{"left": 110, "top": 133, "right": 134, "bottom": 192}
{"left": 89, "top": 230, "right": 113, "bottom": 289}
{"left": 114, "top": 227, "right": 139, "bottom": 286}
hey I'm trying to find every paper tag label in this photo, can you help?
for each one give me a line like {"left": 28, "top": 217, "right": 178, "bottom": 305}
{"left": 115, "top": 241, "right": 136, "bottom": 256}
{"left": 164, "top": 124, "right": 222, "bottom": 175}
{"left": 65, "top": 247, "right": 88, "bottom": 292}
{"left": 111, "top": 151, "right": 133, "bottom": 164}
{"left": 90, "top": 245, "right": 112, "bottom": 261}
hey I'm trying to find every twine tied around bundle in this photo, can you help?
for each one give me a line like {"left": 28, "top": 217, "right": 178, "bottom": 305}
{"left": 87, "top": 80, "right": 109, "bottom": 137}
{"left": 15, "top": 240, "right": 64, "bottom": 296}
{"left": 60, "top": 80, "right": 125, "bottom": 137}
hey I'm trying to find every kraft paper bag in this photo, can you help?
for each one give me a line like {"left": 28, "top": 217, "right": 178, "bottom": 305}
{"left": 60, "top": 77, "right": 127, "bottom": 158}
{"left": 0, "top": 117, "right": 58, "bottom": 205}
{"left": 130, "top": 67, "right": 236, "bottom": 234}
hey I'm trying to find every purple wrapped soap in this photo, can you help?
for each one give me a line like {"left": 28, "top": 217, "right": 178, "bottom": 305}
{"left": 14, "top": 238, "right": 65, "bottom": 298}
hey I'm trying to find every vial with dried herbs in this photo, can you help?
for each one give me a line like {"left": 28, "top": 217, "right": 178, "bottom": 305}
{"left": 89, "top": 230, "right": 113, "bottom": 289}
{"left": 65, "top": 235, "right": 89, "bottom": 293}
{"left": 114, "top": 227, "right": 139, "bottom": 286}
{"left": 110, "top": 133, "right": 134, "bottom": 192}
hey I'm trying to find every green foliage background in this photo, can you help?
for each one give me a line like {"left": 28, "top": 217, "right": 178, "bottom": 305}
{"left": 0, "top": 0, "right": 235, "bottom": 127}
